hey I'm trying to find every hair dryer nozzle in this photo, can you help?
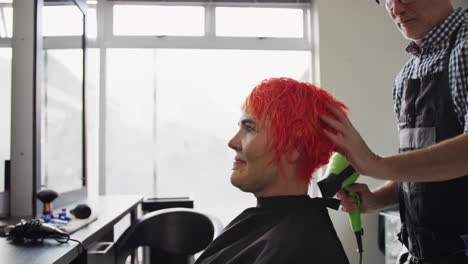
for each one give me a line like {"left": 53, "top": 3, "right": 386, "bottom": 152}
{"left": 318, "top": 174, "right": 343, "bottom": 198}
{"left": 319, "top": 153, "right": 360, "bottom": 198}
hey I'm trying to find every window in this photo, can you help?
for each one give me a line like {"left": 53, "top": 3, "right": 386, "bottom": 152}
{"left": 0, "top": 0, "right": 12, "bottom": 192}
{"left": 87, "top": 7, "right": 97, "bottom": 39}
{"left": 43, "top": 5, "right": 84, "bottom": 36}
{"left": 0, "top": 6, "right": 13, "bottom": 38}
{"left": 153, "top": 49, "right": 311, "bottom": 223}
{"left": 41, "top": 49, "right": 84, "bottom": 193}
{"left": 0, "top": 48, "right": 11, "bottom": 192}
{"left": 105, "top": 49, "right": 156, "bottom": 196}
{"left": 93, "top": 1, "right": 315, "bottom": 225}
{"left": 113, "top": 5, "right": 204, "bottom": 36}
{"left": 106, "top": 48, "right": 311, "bottom": 223}
{"left": 84, "top": 48, "right": 100, "bottom": 197}
{"left": 216, "top": 7, "right": 304, "bottom": 38}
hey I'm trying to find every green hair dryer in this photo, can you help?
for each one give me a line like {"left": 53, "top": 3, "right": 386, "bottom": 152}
{"left": 318, "top": 153, "right": 363, "bottom": 261}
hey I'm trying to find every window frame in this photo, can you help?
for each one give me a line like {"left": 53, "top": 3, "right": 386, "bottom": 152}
{"left": 104, "top": 1, "right": 312, "bottom": 51}
{"left": 42, "top": 1, "right": 88, "bottom": 50}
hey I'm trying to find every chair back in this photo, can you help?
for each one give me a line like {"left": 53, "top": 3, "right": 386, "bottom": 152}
{"left": 114, "top": 207, "right": 216, "bottom": 264}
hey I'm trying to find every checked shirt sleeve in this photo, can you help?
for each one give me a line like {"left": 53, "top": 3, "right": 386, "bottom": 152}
{"left": 450, "top": 32, "right": 468, "bottom": 132}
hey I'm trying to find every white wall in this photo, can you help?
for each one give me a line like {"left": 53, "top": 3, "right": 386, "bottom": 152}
{"left": 316, "top": 1, "right": 468, "bottom": 263}
{"left": 453, "top": 0, "right": 468, "bottom": 10}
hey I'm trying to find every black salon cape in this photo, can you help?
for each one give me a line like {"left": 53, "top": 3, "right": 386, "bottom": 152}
{"left": 195, "top": 195, "right": 350, "bottom": 264}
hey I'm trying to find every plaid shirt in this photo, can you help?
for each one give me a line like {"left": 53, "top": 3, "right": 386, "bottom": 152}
{"left": 392, "top": 8, "right": 468, "bottom": 132}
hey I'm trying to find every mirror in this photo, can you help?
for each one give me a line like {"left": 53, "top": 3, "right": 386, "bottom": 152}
{"left": 39, "top": 0, "right": 86, "bottom": 196}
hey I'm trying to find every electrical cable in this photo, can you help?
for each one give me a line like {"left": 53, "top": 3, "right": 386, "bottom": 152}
{"left": 68, "top": 238, "right": 86, "bottom": 255}
{"left": 355, "top": 230, "right": 363, "bottom": 264}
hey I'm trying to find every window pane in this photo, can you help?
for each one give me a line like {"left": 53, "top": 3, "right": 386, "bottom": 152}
{"left": 85, "top": 48, "right": 100, "bottom": 197}
{"left": 153, "top": 49, "right": 310, "bottom": 224}
{"left": 0, "top": 48, "right": 11, "bottom": 192}
{"left": 0, "top": 7, "right": 13, "bottom": 38}
{"left": 107, "top": 49, "right": 311, "bottom": 224}
{"left": 43, "top": 5, "right": 84, "bottom": 36}
{"left": 113, "top": 5, "right": 204, "bottom": 36}
{"left": 41, "top": 49, "right": 83, "bottom": 193}
{"left": 87, "top": 7, "right": 97, "bottom": 39}
{"left": 106, "top": 49, "right": 311, "bottom": 224}
{"left": 106, "top": 49, "right": 155, "bottom": 196}
{"left": 216, "top": 7, "right": 303, "bottom": 38}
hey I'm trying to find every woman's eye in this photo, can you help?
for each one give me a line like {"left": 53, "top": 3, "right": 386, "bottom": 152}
{"left": 245, "top": 126, "right": 256, "bottom": 133}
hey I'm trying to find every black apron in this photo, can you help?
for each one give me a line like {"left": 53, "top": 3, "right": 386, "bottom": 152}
{"left": 397, "top": 26, "right": 468, "bottom": 264}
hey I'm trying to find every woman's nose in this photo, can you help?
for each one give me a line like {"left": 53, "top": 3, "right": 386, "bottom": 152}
{"left": 228, "top": 132, "right": 241, "bottom": 151}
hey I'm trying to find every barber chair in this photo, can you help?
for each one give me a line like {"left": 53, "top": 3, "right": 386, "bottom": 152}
{"left": 113, "top": 207, "right": 221, "bottom": 264}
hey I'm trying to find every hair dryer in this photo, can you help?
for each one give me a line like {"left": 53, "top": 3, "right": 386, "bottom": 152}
{"left": 318, "top": 153, "right": 363, "bottom": 261}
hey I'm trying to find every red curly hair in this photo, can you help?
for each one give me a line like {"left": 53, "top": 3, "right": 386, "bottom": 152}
{"left": 243, "top": 77, "right": 348, "bottom": 184}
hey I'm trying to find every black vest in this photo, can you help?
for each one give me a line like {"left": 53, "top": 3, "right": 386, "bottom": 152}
{"left": 397, "top": 27, "right": 468, "bottom": 264}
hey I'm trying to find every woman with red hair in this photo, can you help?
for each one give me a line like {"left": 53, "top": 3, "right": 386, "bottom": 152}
{"left": 195, "top": 77, "right": 349, "bottom": 264}
{"left": 242, "top": 77, "right": 348, "bottom": 184}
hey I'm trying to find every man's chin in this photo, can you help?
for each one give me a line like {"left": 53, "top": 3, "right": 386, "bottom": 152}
{"left": 400, "top": 29, "right": 425, "bottom": 44}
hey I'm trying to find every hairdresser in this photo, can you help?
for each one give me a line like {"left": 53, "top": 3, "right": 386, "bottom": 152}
{"left": 321, "top": 1, "right": 468, "bottom": 263}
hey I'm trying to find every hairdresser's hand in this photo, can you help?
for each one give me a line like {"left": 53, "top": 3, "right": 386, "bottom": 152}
{"left": 336, "top": 183, "right": 381, "bottom": 214}
{"left": 321, "top": 104, "right": 381, "bottom": 177}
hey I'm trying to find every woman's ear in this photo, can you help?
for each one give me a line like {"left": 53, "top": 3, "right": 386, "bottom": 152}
{"left": 286, "top": 148, "right": 300, "bottom": 164}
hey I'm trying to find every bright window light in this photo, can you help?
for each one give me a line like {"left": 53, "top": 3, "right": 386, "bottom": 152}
{"left": 0, "top": 9, "right": 6, "bottom": 38}
{"left": 216, "top": 7, "right": 303, "bottom": 38}
{"left": 87, "top": 7, "right": 97, "bottom": 39}
{"left": 0, "top": 7, "right": 13, "bottom": 38}
{"left": 43, "top": 5, "right": 83, "bottom": 36}
{"left": 42, "top": 49, "right": 84, "bottom": 193}
{"left": 106, "top": 48, "right": 311, "bottom": 224}
{"left": 113, "top": 5, "right": 204, "bottom": 36}
{"left": 0, "top": 48, "right": 12, "bottom": 192}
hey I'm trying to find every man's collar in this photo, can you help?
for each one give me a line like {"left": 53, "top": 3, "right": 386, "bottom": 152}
{"left": 406, "top": 8, "right": 466, "bottom": 55}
